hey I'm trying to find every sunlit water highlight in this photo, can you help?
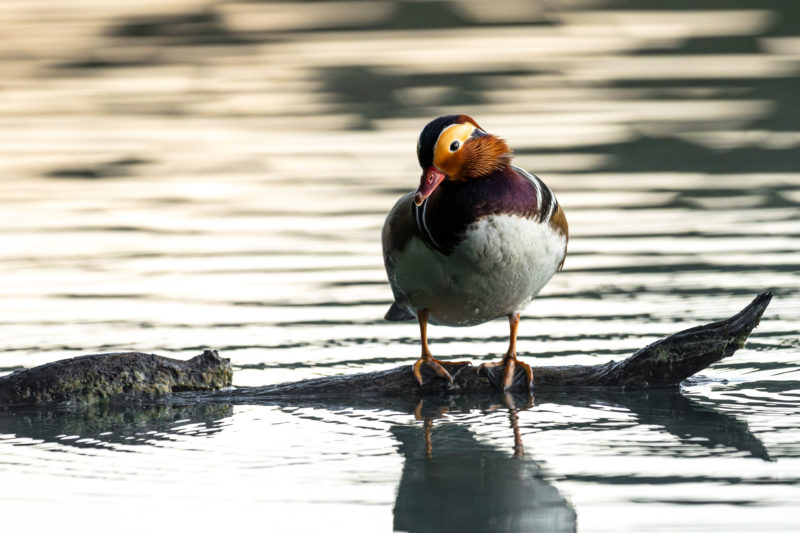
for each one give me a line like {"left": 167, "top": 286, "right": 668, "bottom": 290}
{"left": 1, "top": 1, "right": 799, "bottom": 531}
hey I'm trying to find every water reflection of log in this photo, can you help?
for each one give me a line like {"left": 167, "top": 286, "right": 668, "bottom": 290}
{"left": 222, "top": 386, "right": 771, "bottom": 466}
{"left": 393, "top": 395, "right": 576, "bottom": 533}
{"left": 633, "top": 391, "right": 773, "bottom": 461}
{"left": 0, "top": 403, "right": 233, "bottom": 449}
{"left": 539, "top": 389, "right": 772, "bottom": 461}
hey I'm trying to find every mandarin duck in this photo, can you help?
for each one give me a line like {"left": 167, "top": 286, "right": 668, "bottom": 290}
{"left": 382, "top": 115, "right": 568, "bottom": 391}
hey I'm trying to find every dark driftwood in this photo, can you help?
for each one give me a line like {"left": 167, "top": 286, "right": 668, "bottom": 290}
{"left": 0, "top": 350, "right": 231, "bottom": 405}
{"left": 210, "top": 291, "right": 772, "bottom": 400}
{"left": 0, "top": 293, "right": 772, "bottom": 405}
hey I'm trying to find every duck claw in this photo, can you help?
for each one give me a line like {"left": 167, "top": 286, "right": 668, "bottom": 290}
{"left": 478, "top": 359, "right": 534, "bottom": 392}
{"left": 412, "top": 358, "right": 471, "bottom": 387}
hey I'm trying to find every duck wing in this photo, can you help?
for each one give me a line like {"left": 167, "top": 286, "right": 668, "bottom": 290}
{"left": 382, "top": 192, "right": 421, "bottom": 321}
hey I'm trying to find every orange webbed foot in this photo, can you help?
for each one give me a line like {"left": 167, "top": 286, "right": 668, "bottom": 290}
{"left": 412, "top": 357, "right": 471, "bottom": 387}
{"left": 478, "top": 357, "right": 534, "bottom": 392}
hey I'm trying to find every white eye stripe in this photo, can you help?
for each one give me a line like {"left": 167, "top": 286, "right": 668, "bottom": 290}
{"left": 432, "top": 122, "right": 479, "bottom": 170}
{"left": 435, "top": 123, "right": 474, "bottom": 152}
{"left": 435, "top": 123, "right": 460, "bottom": 147}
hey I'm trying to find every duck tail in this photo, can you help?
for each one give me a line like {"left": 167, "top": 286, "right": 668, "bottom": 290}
{"left": 385, "top": 302, "right": 415, "bottom": 321}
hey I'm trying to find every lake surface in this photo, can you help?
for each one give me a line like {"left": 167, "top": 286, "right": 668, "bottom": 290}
{"left": 1, "top": 1, "right": 799, "bottom": 531}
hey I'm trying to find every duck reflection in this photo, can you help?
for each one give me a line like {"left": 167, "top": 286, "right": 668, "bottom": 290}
{"left": 392, "top": 394, "right": 576, "bottom": 533}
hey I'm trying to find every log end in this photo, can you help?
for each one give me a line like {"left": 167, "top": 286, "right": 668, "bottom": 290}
{"left": 0, "top": 349, "right": 233, "bottom": 405}
{"left": 602, "top": 291, "right": 773, "bottom": 388}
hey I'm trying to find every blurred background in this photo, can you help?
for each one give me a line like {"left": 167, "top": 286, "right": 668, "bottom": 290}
{"left": 1, "top": 2, "right": 799, "bottom": 530}
{"left": 1, "top": 0, "right": 798, "bottom": 380}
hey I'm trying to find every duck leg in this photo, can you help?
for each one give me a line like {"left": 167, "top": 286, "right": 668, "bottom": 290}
{"left": 411, "top": 309, "right": 471, "bottom": 386}
{"left": 478, "top": 313, "right": 534, "bottom": 391}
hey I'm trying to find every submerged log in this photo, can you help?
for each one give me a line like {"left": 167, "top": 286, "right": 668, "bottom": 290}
{"left": 212, "top": 291, "right": 773, "bottom": 399}
{"left": 0, "top": 349, "right": 232, "bottom": 405}
{"left": 0, "top": 292, "right": 772, "bottom": 405}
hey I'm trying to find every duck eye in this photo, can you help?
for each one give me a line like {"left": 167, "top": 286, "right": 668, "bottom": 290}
{"left": 449, "top": 140, "right": 460, "bottom": 152}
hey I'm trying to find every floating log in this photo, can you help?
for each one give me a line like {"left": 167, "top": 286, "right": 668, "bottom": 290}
{"left": 210, "top": 291, "right": 772, "bottom": 400}
{"left": 0, "top": 349, "right": 231, "bottom": 405}
{"left": 0, "top": 292, "right": 772, "bottom": 405}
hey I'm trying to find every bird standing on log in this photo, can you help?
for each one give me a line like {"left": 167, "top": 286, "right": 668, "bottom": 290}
{"left": 382, "top": 115, "right": 568, "bottom": 391}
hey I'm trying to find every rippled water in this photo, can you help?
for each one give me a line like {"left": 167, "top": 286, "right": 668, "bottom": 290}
{"left": 1, "top": 1, "right": 799, "bottom": 531}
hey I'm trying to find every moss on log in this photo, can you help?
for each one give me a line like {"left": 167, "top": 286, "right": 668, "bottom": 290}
{"left": 0, "top": 349, "right": 231, "bottom": 405}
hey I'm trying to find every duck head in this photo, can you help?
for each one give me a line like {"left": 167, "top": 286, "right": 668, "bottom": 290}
{"left": 414, "top": 114, "right": 512, "bottom": 206}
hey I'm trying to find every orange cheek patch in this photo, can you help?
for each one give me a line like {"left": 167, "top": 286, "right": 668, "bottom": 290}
{"left": 438, "top": 151, "right": 466, "bottom": 178}
{"left": 433, "top": 123, "right": 475, "bottom": 176}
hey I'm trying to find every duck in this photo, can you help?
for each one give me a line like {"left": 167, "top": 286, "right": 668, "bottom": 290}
{"left": 382, "top": 114, "right": 568, "bottom": 391}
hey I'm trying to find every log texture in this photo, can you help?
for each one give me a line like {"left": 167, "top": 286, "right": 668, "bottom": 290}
{"left": 210, "top": 291, "right": 772, "bottom": 400}
{"left": 0, "top": 349, "right": 231, "bottom": 405}
{"left": 0, "top": 292, "right": 772, "bottom": 405}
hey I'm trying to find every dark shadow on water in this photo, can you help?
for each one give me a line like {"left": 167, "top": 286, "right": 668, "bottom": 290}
{"left": 109, "top": 10, "right": 252, "bottom": 46}
{"left": 45, "top": 157, "right": 152, "bottom": 180}
{"left": 47, "top": 0, "right": 800, "bottom": 173}
{"left": 529, "top": 134, "right": 800, "bottom": 174}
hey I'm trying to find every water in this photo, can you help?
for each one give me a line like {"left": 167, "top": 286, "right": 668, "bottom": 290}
{"left": 1, "top": 0, "right": 799, "bottom": 531}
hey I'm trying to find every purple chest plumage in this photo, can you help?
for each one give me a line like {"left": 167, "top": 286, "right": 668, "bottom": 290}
{"left": 413, "top": 166, "right": 547, "bottom": 254}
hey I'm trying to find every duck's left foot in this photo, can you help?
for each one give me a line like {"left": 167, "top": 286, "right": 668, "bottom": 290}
{"left": 478, "top": 356, "right": 534, "bottom": 391}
